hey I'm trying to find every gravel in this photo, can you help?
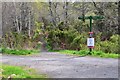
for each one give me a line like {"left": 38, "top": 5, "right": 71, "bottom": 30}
{"left": 1, "top": 52, "right": 118, "bottom": 78}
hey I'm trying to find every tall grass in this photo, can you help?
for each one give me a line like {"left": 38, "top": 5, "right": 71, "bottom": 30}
{"left": 2, "top": 65, "right": 47, "bottom": 78}
{"left": 2, "top": 48, "right": 39, "bottom": 55}
{"left": 58, "top": 50, "right": 119, "bottom": 58}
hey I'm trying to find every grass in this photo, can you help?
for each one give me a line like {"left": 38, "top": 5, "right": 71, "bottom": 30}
{"left": 2, "top": 48, "right": 39, "bottom": 55}
{"left": 54, "top": 50, "right": 119, "bottom": 58}
{"left": 1, "top": 64, "right": 47, "bottom": 78}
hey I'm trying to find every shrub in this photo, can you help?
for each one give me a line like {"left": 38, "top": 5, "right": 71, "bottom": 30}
{"left": 94, "top": 34, "right": 119, "bottom": 54}
{"left": 2, "top": 48, "right": 39, "bottom": 55}
{"left": 45, "top": 22, "right": 119, "bottom": 54}
{"left": 100, "top": 34, "right": 119, "bottom": 54}
{"left": 109, "top": 34, "right": 119, "bottom": 43}
{"left": 46, "top": 27, "right": 88, "bottom": 51}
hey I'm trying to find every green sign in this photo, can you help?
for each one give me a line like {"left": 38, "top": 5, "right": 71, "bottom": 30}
{"left": 78, "top": 16, "right": 104, "bottom": 32}
{"left": 78, "top": 15, "right": 104, "bottom": 53}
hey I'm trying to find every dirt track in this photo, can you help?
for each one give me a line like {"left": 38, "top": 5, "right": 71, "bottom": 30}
{"left": 1, "top": 52, "right": 118, "bottom": 78}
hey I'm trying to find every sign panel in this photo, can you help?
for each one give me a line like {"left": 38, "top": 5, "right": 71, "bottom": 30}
{"left": 87, "top": 38, "right": 94, "bottom": 47}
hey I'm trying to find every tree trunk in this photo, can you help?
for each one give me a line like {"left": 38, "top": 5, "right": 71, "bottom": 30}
{"left": 28, "top": 10, "right": 31, "bottom": 38}
{"left": 49, "top": 2, "right": 56, "bottom": 27}
{"left": 65, "top": 1, "right": 68, "bottom": 27}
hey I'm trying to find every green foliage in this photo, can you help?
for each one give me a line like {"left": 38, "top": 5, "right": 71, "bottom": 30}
{"left": 99, "top": 41, "right": 117, "bottom": 53}
{"left": 0, "top": 48, "right": 2, "bottom": 53}
{"left": 46, "top": 25, "right": 88, "bottom": 50}
{"left": 2, "top": 48, "right": 39, "bottom": 55}
{"left": 3, "top": 32, "right": 27, "bottom": 49}
{"left": 33, "top": 22, "right": 42, "bottom": 39}
{"left": 2, "top": 23, "right": 43, "bottom": 50}
{"left": 95, "top": 34, "right": 119, "bottom": 54}
{"left": 59, "top": 50, "right": 89, "bottom": 56}
{"left": 70, "top": 35, "right": 81, "bottom": 49}
{"left": 13, "top": 32, "right": 25, "bottom": 49}
{"left": 35, "top": 42, "right": 42, "bottom": 49}
{"left": 109, "top": 34, "right": 119, "bottom": 43}
{"left": 2, "top": 65, "right": 46, "bottom": 78}
{"left": 46, "top": 24, "right": 119, "bottom": 55}
{"left": 2, "top": 2, "right": 119, "bottom": 56}
{"left": 70, "top": 32, "right": 87, "bottom": 50}
{"left": 91, "top": 50, "right": 118, "bottom": 58}
{"left": 58, "top": 50, "right": 118, "bottom": 58}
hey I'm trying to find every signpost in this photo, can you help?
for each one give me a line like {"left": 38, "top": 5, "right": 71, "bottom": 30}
{"left": 78, "top": 16, "right": 104, "bottom": 54}
{"left": 87, "top": 37, "right": 94, "bottom": 48}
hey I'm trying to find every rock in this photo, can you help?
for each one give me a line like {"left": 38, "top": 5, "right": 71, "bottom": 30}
{"left": 7, "top": 74, "right": 16, "bottom": 79}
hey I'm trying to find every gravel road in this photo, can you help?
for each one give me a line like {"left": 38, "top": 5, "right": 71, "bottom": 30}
{"left": 1, "top": 52, "right": 118, "bottom": 78}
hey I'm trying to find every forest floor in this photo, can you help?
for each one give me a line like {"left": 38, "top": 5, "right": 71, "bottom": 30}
{"left": 1, "top": 52, "right": 119, "bottom": 78}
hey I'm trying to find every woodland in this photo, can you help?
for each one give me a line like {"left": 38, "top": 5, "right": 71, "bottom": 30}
{"left": 1, "top": 2, "right": 119, "bottom": 55}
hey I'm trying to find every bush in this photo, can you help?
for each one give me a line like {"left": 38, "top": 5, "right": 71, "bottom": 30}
{"left": 46, "top": 27, "right": 88, "bottom": 51}
{"left": 2, "top": 48, "right": 39, "bottom": 55}
{"left": 109, "top": 34, "right": 119, "bottom": 43}
{"left": 94, "top": 34, "right": 119, "bottom": 54}
{"left": 98, "top": 35, "right": 119, "bottom": 54}
{"left": 45, "top": 22, "right": 119, "bottom": 54}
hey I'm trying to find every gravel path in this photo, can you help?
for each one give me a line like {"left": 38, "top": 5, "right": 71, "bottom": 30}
{"left": 1, "top": 52, "right": 118, "bottom": 78}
